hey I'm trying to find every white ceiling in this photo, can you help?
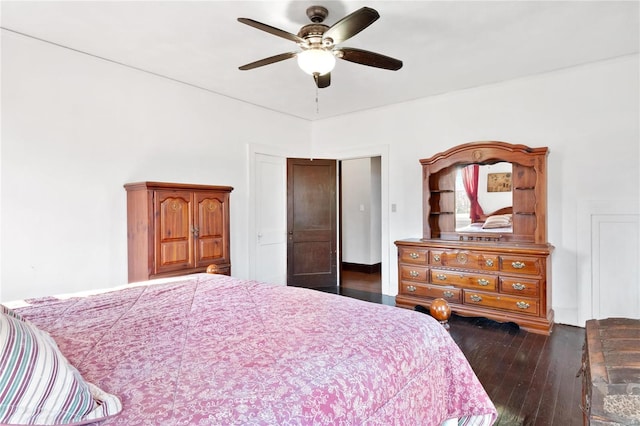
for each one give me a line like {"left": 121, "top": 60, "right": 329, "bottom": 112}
{"left": 2, "top": 1, "right": 638, "bottom": 121}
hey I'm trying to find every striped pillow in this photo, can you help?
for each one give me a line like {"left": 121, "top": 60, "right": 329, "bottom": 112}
{"left": 0, "top": 305, "right": 122, "bottom": 425}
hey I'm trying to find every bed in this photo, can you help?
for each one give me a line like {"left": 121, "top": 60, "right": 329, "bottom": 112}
{"left": 455, "top": 212, "right": 513, "bottom": 242}
{"left": 1, "top": 273, "right": 497, "bottom": 425}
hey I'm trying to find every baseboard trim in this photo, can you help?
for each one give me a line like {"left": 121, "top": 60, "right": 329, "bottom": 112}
{"left": 342, "top": 262, "right": 381, "bottom": 274}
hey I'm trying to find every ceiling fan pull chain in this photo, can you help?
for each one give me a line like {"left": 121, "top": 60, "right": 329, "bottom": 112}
{"left": 315, "top": 85, "right": 320, "bottom": 114}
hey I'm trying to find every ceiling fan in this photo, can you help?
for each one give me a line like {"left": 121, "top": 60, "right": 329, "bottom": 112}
{"left": 238, "top": 5, "right": 403, "bottom": 88}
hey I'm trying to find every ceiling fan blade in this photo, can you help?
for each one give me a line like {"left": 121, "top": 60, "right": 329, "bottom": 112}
{"left": 323, "top": 7, "right": 380, "bottom": 45}
{"left": 314, "top": 72, "right": 331, "bottom": 89}
{"left": 337, "top": 48, "right": 403, "bottom": 70}
{"left": 238, "top": 18, "right": 306, "bottom": 44}
{"left": 239, "top": 52, "right": 298, "bottom": 70}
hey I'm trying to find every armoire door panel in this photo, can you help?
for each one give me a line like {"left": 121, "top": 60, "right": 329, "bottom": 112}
{"left": 196, "top": 195, "right": 224, "bottom": 237}
{"left": 194, "top": 192, "right": 229, "bottom": 268}
{"left": 160, "top": 242, "right": 191, "bottom": 268}
{"left": 155, "top": 191, "right": 193, "bottom": 273}
{"left": 197, "top": 238, "right": 224, "bottom": 264}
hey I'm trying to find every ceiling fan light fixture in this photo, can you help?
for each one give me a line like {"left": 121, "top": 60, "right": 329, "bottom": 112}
{"left": 297, "top": 49, "right": 336, "bottom": 76}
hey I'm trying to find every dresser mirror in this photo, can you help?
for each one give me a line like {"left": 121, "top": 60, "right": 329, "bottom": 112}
{"left": 421, "top": 141, "right": 548, "bottom": 244}
{"left": 454, "top": 162, "right": 513, "bottom": 232}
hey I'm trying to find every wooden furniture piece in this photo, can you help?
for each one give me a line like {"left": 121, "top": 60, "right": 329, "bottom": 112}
{"left": 125, "top": 182, "right": 233, "bottom": 282}
{"left": 395, "top": 141, "right": 554, "bottom": 334}
{"left": 581, "top": 318, "right": 640, "bottom": 426}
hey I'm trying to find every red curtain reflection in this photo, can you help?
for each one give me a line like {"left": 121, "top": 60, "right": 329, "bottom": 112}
{"left": 462, "top": 165, "right": 485, "bottom": 222}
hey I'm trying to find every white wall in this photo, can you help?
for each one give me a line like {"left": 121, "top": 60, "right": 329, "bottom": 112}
{"left": 1, "top": 30, "right": 310, "bottom": 302}
{"left": 311, "top": 55, "right": 640, "bottom": 326}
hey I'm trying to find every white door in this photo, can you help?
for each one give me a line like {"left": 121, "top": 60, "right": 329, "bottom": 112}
{"left": 577, "top": 200, "right": 640, "bottom": 325}
{"left": 253, "top": 153, "right": 287, "bottom": 285}
{"left": 590, "top": 214, "right": 640, "bottom": 319}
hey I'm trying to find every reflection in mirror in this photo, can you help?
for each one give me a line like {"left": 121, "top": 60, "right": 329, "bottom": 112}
{"left": 455, "top": 162, "right": 513, "bottom": 232}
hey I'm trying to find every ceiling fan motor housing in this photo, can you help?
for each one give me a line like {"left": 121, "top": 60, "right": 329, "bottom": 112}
{"left": 306, "top": 6, "right": 329, "bottom": 23}
{"left": 298, "top": 24, "right": 331, "bottom": 48}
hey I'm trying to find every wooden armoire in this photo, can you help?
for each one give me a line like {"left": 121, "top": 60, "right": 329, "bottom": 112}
{"left": 125, "top": 182, "right": 233, "bottom": 283}
{"left": 395, "top": 141, "right": 554, "bottom": 335}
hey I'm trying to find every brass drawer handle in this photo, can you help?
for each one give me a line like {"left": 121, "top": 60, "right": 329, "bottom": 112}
{"left": 485, "top": 259, "right": 494, "bottom": 267}
{"left": 516, "top": 301, "right": 530, "bottom": 310}
{"left": 433, "top": 254, "right": 441, "bottom": 262}
{"left": 409, "top": 252, "right": 419, "bottom": 259}
{"left": 470, "top": 294, "right": 482, "bottom": 302}
{"left": 443, "top": 290, "right": 454, "bottom": 298}
{"left": 511, "top": 261, "right": 526, "bottom": 269}
{"left": 436, "top": 274, "right": 447, "bottom": 281}
{"left": 407, "top": 285, "right": 417, "bottom": 292}
{"left": 512, "top": 283, "right": 527, "bottom": 291}
{"left": 477, "top": 278, "right": 490, "bottom": 286}
{"left": 409, "top": 270, "right": 419, "bottom": 278}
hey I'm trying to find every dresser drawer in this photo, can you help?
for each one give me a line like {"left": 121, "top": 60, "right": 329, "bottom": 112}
{"left": 399, "top": 265, "right": 428, "bottom": 282}
{"left": 400, "top": 281, "right": 462, "bottom": 303}
{"left": 425, "top": 284, "right": 462, "bottom": 303}
{"left": 430, "top": 250, "right": 499, "bottom": 271}
{"left": 431, "top": 268, "right": 497, "bottom": 291}
{"left": 398, "top": 247, "right": 429, "bottom": 265}
{"left": 500, "top": 276, "right": 540, "bottom": 297}
{"left": 500, "top": 255, "right": 542, "bottom": 275}
{"left": 464, "top": 291, "right": 539, "bottom": 316}
{"left": 399, "top": 281, "right": 430, "bottom": 297}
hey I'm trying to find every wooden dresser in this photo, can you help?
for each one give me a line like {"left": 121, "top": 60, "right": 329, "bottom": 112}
{"left": 125, "top": 182, "right": 233, "bottom": 283}
{"left": 396, "top": 239, "right": 553, "bottom": 334}
{"left": 395, "top": 142, "right": 554, "bottom": 335}
{"left": 581, "top": 318, "right": 640, "bottom": 425}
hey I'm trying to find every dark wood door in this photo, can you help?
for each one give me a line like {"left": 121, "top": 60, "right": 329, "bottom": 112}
{"left": 287, "top": 158, "right": 337, "bottom": 287}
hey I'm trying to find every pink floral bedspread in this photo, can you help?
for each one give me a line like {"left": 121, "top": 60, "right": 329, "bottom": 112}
{"left": 14, "top": 274, "right": 496, "bottom": 425}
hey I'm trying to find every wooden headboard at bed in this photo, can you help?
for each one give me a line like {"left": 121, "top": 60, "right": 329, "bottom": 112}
{"left": 478, "top": 206, "right": 513, "bottom": 223}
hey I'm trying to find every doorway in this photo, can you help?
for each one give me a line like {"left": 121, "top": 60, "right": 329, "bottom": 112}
{"left": 339, "top": 157, "right": 382, "bottom": 294}
{"left": 251, "top": 148, "right": 389, "bottom": 296}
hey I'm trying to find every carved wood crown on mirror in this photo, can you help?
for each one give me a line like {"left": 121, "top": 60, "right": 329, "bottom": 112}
{"left": 396, "top": 141, "right": 554, "bottom": 335}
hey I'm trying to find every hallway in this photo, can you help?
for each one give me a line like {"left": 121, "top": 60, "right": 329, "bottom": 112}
{"left": 340, "top": 269, "right": 381, "bottom": 293}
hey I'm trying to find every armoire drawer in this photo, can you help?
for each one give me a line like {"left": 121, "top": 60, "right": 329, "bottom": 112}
{"left": 398, "top": 247, "right": 429, "bottom": 265}
{"left": 431, "top": 268, "right": 497, "bottom": 291}
{"left": 500, "top": 276, "right": 540, "bottom": 297}
{"left": 463, "top": 291, "right": 539, "bottom": 316}
{"left": 399, "top": 265, "right": 428, "bottom": 282}
{"left": 500, "top": 255, "right": 542, "bottom": 275}
{"left": 430, "top": 250, "right": 499, "bottom": 271}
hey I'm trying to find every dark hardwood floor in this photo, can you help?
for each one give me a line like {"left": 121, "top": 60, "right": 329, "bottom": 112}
{"left": 315, "top": 269, "right": 586, "bottom": 426}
